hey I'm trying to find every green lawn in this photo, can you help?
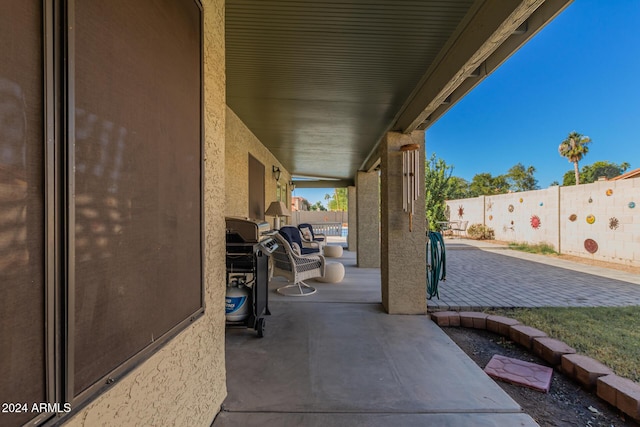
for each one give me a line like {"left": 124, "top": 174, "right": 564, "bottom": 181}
{"left": 507, "top": 242, "right": 558, "bottom": 255}
{"left": 489, "top": 307, "right": 640, "bottom": 382}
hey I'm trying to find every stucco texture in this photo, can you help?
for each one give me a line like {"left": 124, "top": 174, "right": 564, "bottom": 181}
{"left": 65, "top": 1, "right": 228, "bottom": 425}
{"left": 348, "top": 186, "right": 357, "bottom": 251}
{"left": 225, "top": 107, "right": 291, "bottom": 220}
{"left": 356, "top": 171, "right": 380, "bottom": 268}
{"left": 380, "top": 131, "right": 427, "bottom": 314}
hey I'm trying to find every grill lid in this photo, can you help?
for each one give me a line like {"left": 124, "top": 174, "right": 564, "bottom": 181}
{"left": 225, "top": 217, "right": 270, "bottom": 243}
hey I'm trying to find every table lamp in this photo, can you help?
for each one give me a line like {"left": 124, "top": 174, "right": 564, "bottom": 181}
{"left": 265, "top": 201, "right": 291, "bottom": 229}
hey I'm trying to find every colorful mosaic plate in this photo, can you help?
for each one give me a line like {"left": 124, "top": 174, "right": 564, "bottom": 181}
{"left": 584, "top": 239, "right": 598, "bottom": 254}
{"left": 530, "top": 215, "right": 541, "bottom": 229}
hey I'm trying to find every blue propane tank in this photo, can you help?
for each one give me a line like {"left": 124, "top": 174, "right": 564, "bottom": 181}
{"left": 225, "top": 277, "right": 250, "bottom": 322}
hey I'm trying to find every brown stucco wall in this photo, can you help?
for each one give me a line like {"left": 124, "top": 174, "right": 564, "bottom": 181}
{"left": 225, "top": 107, "right": 291, "bottom": 222}
{"left": 65, "top": 1, "right": 228, "bottom": 425}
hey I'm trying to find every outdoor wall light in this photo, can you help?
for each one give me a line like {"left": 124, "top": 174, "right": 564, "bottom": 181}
{"left": 272, "top": 166, "right": 281, "bottom": 181}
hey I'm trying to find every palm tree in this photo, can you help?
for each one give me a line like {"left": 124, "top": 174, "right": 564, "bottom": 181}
{"left": 558, "top": 131, "right": 592, "bottom": 185}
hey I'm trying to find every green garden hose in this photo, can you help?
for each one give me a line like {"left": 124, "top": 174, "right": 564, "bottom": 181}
{"left": 427, "top": 231, "right": 446, "bottom": 300}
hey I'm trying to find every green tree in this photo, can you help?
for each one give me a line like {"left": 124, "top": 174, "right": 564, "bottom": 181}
{"left": 558, "top": 131, "right": 592, "bottom": 185}
{"left": 581, "top": 161, "right": 630, "bottom": 183}
{"left": 325, "top": 188, "right": 348, "bottom": 211}
{"left": 424, "top": 153, "right": 454, "bottom": 230}
{"left": 506, "top": 163, "right": 538, "bottom": 192}
{"left": 309, "top": 201, "right": 327, "bottom": 211}
{"left": 562, "top": 169, "right": 576, "bottom": 186}
{"left": 562, "top": 160, "right": 630, "bottom": 185}
{"left": 448, "top": 176, "right": 471, "bottom": 199}
{"left": 468, "top": 172, "right": 509, "bottom": 196}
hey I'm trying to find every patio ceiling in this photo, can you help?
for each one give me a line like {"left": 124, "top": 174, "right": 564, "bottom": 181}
{"left": 226, "top": 0, "right": 571, "bottom": 185}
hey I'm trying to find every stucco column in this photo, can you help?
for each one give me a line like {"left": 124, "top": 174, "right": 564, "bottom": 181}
{"left": 380, "top": 130, "right": 427, "bottom": 314}
{"left": 356, "top": 171, "right": 380, "bottom": 267}
{"left": 347, "top": 186, "right": 357, "bottom": 251}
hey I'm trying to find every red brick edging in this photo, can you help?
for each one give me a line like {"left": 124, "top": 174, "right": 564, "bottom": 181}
{"left": 430, "top": 311, "right": 640, "bottom": 422}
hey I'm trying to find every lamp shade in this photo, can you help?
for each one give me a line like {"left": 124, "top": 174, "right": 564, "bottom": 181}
{"left": 265, "top": 201, "right": 291, "bottom": 217}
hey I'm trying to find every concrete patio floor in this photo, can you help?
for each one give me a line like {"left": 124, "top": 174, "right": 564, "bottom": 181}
{"left": 214, "top": 249, "right": 538, "bottom": 426}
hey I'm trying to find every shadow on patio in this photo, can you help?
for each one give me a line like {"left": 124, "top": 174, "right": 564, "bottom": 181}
{"left": 213, "top": 248, "right": 538, "bottom": 427}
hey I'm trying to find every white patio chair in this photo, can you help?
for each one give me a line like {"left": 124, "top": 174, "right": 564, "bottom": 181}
{"left": 451, "top": 220, "right": 468, "bottom": 238}
{"left": 271, "top": 232, "right": 325, "bottom": 296}
{"left": 297, "top": 223, "right": 327, "bottom": 251}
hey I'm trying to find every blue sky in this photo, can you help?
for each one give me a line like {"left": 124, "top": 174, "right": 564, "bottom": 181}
{"left": 295, "top": 1, "right": 640, "bottom": 205}
{"left": 427, "top": 0, "right": 640, "bottom": 188}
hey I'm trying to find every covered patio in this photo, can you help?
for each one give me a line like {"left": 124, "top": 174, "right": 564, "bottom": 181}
{"left": 216, "top": 249, "right": 538, "bottom": 426}
{"left": 226, "top": 0, "right": 574, "bottom": 315}
{"left": 0, "top": 1, "right": 574, "bottom": 425}
{"left": 217, "top": 241, "right": 640, "bottom": 426}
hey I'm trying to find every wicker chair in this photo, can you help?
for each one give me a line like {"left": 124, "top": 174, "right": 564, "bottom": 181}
{"left": 271, "top": 232, "right": 325, "bottom": 296}
{"left": 279, "top": 226, "right": 320, "bottom": 254}
{"left": 297, "top": 223, "right": 327, "bottom": 251}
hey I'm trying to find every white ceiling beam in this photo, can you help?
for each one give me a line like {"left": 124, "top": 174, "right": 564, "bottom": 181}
{"left": 417, "top": 0, "right": 573, "bottom": 130}
{"left": 393, "top": 0, "right": 549, "bottom": 133}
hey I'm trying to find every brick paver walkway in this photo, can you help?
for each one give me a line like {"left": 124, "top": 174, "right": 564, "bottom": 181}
{"left": 428, "top": 240, "right": 640, "bottom": 310}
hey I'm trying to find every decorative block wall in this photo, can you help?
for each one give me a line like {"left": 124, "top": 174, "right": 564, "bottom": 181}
{"left": 446, "top": 178, "right": 639, "bottom": 267}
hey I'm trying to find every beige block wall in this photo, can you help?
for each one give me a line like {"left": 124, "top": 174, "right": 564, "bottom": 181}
{"left": 225, "top": 107, "right": 291, "bottom": 223}
{"left": 449, "top": 187, "right": 564, "bottom": 249}
{"left": 448, "top": 196, "right": 484, "bottom": 225}
{"left": 446, "top": 178, "right": 639, "bottom": 267}
{"left": 66, "top": 1, "right": 229, "bottom": 425}
{"left": 291, "top": 210, "right": 348, "bottom": 225}
{"left": 560, "top": 178, "right": 639, "bottom": 265}
{"left": 488, "top": 186, "right": 560, "bottom": 248}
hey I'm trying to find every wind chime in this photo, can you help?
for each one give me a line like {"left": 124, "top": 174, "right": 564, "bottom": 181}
{"left": 401, "top": 143, "right": 420, "bottom": 232}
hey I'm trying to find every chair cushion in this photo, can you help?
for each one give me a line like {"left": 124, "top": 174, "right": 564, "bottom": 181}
{"left": 298, "top": 223, "right": 316, "bottom": 239}
{"left": 300, "top": 247, "right": 319, "bottom": 255}
{"left": 301, "top": 228, "right": 313, "bottom": 241}
{"left": 299, "top": 223, "right": 327, "bottom": 245}
{"left": 279, "top": 226, "right": 301, "bottom": 245}
{"left": 280, "top": 226, "right": 319, "bottom": 254}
